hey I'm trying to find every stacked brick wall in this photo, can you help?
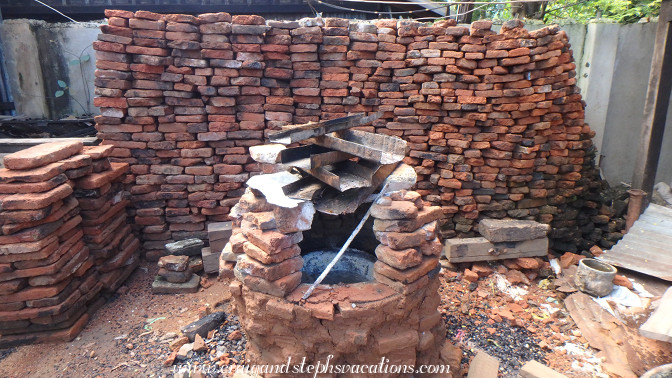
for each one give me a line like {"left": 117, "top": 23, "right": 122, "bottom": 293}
{"left": 94, "top": 11, "right": 597, "bottom": 256}
{"left": 0, "top": 142, "right": 139, "bottom": 346}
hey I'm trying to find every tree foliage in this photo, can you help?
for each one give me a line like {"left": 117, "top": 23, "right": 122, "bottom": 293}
{"left": 467, "top": 0, "right": 662, "bottom": 23}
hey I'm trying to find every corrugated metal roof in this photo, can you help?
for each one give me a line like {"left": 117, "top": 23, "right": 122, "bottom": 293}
{"left": 598, "top": 203, "right": 672, "bottom": 281}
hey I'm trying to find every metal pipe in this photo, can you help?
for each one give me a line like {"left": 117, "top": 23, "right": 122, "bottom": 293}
{"left": 625, "top": 189, "right": 647, "bottom": 232}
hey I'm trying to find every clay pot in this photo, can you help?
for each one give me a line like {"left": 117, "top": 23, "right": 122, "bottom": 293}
{"left": 574, "top": 258, "right": 617, "bottom": 297}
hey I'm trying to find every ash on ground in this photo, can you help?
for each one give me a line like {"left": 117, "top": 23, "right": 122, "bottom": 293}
{"left": 444, "top": 313, "right": 547, "bottom": 375}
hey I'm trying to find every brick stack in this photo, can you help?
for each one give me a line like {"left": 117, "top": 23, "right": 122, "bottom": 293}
{"left": 230, "top": 188, "right": 313, "bottom": 296}
{"left": 289, "top": 19, "right": 323, "bottom": 124}
{"left": 263, "top": 20, "right": 295, "bottom": 132}
{"left": 0, "top": 141, "right": 100, "bottom": 345}
{"left": 96, "top": 12, "right": 603, "bottom": 253}
{"left": 319, "top": 18, "right": 348, "bottom": 120}
{"left": 153, "top": 254, "right": 200, "bottom": 294}
{"left": 74, "top": 145, "right": 139, "bottom": 292}
{"left": 371, "top": 190, "right": 444, "bottom": 293}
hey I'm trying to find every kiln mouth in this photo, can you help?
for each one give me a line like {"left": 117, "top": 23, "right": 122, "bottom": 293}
{"left": 301, "top": 248, "right": 375, "bottom": 285}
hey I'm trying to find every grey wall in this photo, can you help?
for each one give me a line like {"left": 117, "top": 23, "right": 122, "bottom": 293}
{"left": 0, "top": 19, "right": 100, "bottom": 119}
{"left": 0, "top": 19, "right": 669, "bottom": 185}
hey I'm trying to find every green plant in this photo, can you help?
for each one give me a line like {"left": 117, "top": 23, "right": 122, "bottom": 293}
{"left": 53, "top": 43, "right": 92, "bottom": 116}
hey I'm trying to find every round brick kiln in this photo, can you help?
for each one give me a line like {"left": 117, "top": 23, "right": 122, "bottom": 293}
{"left": 227, "top": 181, "right": 453, "bottom": 376}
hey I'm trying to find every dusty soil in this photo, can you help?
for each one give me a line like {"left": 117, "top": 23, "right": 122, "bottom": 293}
{"left": 1, "top": 261, "right": 670, "bottom": 377}
{"left": 0, "top": 262, "right": 235, "bottom": 378}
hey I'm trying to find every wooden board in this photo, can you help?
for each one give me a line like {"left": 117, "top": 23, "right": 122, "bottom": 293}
{"left": 640, "top": 287, "right": 672, "bottom": 342}
{"left": 564, "top": 292, "right": 637, "bottom": 378}
{"left": 444, "top": 237, "right": 548, "bottom": 263}
{"left": 280, "top": 144, "right": 353, "bottom": 170}
{"left": 519, "top": 360, "right": 567, "bottom": 378}
{"left": 301, "top": 160, "right": 382, "bottom": 192}
{"left": 313, "top": 129, "right": 406, "bottom": 165}
{"left": 467, "top": 350, "right": 499, "bottom": 378}
{"left": 268, "top": 112, "right": 382, "bottom": 145}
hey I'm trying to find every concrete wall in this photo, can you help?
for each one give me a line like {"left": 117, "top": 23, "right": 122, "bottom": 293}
{"left": 0, "top": 18, "right": 670, "bottom": 185}
{"left": 0, "top": 19, "right": 100, "bottom": 119}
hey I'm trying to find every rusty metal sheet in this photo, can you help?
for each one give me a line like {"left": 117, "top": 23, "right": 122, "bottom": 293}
{"left": 268, "top": 112, "right": 383, "bottom": 145}
{"left": 299, "top": 160, "right": 381, "bottom": 192}
{"left": 282, "top": 176, "right": 328, "bottom": 201}
{"left": 313, "top": 129, "right": 407, "bottom": 165}
{"left": 314, "top": 163, "right": 397, "bottom": 215}
{"left": 598, "top": 203, "right": 672, "bottom": 281}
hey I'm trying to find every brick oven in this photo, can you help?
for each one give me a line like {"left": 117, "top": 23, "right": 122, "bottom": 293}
{"left": 225, "top": 115, "right": 453, "bottom": 375}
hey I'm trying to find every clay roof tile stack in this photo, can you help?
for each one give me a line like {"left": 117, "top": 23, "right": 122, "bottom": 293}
{"left": 0, "top": 141, "right": 138, "bottom": 346}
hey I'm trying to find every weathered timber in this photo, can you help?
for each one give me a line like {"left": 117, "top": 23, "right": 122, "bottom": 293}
{"left": 313, "top": 129, "right": 407, "bottom": 165}
{"left": 269, "top": 112, "right": 383, "bottom": 145}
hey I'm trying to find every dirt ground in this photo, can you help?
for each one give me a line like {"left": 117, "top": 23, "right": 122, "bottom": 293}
{"left": 0, "top": 262, "right": 234, "bottom": 378}
{"left": 0, "top": 260, "right": 670, "bottom": 377}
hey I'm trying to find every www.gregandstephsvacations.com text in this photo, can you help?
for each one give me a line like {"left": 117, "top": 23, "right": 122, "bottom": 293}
{"left": 174, "top": 356, "right": 451, "bottom": 376}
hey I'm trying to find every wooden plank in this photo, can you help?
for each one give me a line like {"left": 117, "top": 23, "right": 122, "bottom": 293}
{"left": 444, "top": 237, "right": 548, "bottom": 263}
{"left": 313, "top": 129, "right": 406, "bottom": 165}
{"left": 564, "top": 293, "right": 637, "bottom": 378}
{"left": 519, "top": 360, "right": 567, "bottom": 378}
{"left": 467, "top": 350, "right": 499, "bottom": 378}
{"left": 640, "top": 287, "right": 672, "bottom": 342}
{"left": 632, "top": 0, "right": 672, "bottom": 195}
{"left": 280, "top": 145, "right": 353, "bottom": 170}
{"left": 268, "top": 112, "right": 382, "bottom": 145}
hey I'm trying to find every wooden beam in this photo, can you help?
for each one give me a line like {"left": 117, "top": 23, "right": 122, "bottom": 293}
{"left": 640, "top": 286, "right": 672, "bottom": 342}
{"left": 632, "top": 0, "right": 672, "bottom": 196}
{"left": 268, "top": 112, "right": 382, "bottom": 145}
{"left": 313, "top": 129, "right": 407, "bottom": 165}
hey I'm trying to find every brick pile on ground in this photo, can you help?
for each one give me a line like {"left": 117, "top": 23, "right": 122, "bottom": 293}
{"left": 152, "top": 254, "right": 200, "bottom": 294}
{"left": 73, "top": 145, "right": 140, "bottom": 293}
{"left": 95, "top": 11, "right": 603, "bottom": 254}
{"left": 228, "top": 187, "right": 313, "bottom": 297}
{"left": 0, "top": 142, "right": 101, "bottom": 346}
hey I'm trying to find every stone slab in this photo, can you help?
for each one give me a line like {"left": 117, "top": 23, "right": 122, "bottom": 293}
{"left": 151, "top": 274, "right": 200, "bottom": 294}
{"left": 207, "top": 221, "right": 232, "bottom": 241}
{"left": 158, "top": 255, "right": 189, "bottom": 271}
{"left": 181, "top": 311, "right": 226, "bottom": 341}
{"left": 478, "top": 219, "right": 550, "bottom": 243}
{"left": 201, "top": 247, "right": 221, "bottom": 274}
{"left": 165, "top": 238, "right": 204, "bottom": 256}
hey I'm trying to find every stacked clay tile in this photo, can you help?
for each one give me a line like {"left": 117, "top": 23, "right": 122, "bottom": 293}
{"left": 0, "top": 141, "right": 139, "bottom": 345}
{"left": 0, "top": 141, "right": 99, "bottom": 346}
{"left": 229, "top": 188, "right": 313, "bottom": 297}
{"left": 371, "top": 190, "right": 444, "bottom": 293}
{"left": 95, "top": 11, "right": 601, "bottom": 252}
{"left": 73, "top": 145, "right": 140, "bottom": 292}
